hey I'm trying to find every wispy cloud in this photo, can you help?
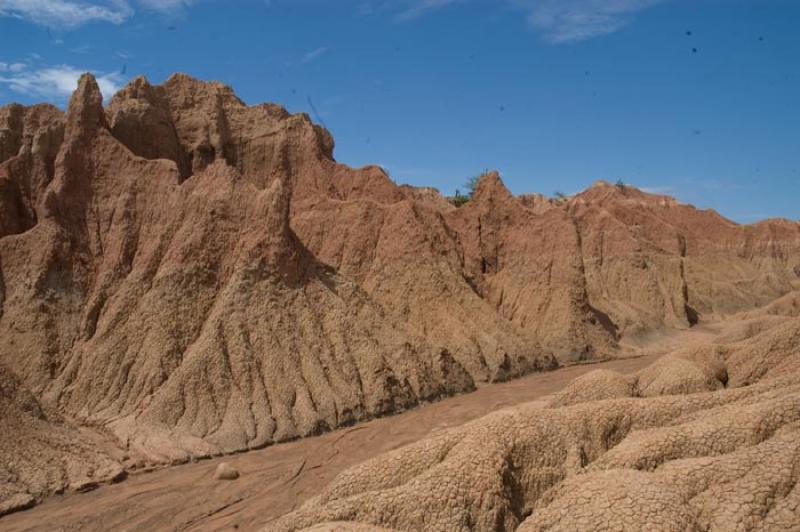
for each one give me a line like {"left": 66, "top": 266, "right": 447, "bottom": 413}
{"left": 0, "top": 0, "right": 132, "bottom": 28}
{"left": 0, "top": 0, "right": 196, "bottom": 28}
{"left": 394, "top": 0, "right": 460, "bottom": 22}
{"left": 369, "top": 0, "right": 666, "bottom": 41}
{"left": 137, "top": 0, "right": 195, "bottom": 11}
{"left": 0, "top": 62, "right": 27, "bottom": 73}
{"left": 0, "top": 62, "right": 123, "bottom": 101}
{"left": 1, "top": 0, "right": 666, "bottom": 42}
{"left": 301, "top": 46, "right": 329, "bottom": 64}
{"left": 510, "top": 0, "right": 668, "bottom": 43}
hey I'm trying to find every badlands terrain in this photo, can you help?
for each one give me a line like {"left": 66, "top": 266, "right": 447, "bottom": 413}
{"left": 1, "top": 73, "right": 799, "bottom": 530}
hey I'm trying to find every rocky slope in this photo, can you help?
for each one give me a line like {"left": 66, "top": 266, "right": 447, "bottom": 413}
{"left": 270, "top": 313, "right": 800, "bottom": 532}
{"left": 0, "top": 73, "right": 799, "bottom": 515}
{"left": 571, "top": 182, "right": 800, "bottom": 339}
{"left": 0, "top": 363, "right": 125, "bottom": 516}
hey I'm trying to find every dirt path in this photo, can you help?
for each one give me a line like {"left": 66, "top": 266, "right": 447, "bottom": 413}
{"left": 1, "top": 328, "right": 714, "bottom": 532}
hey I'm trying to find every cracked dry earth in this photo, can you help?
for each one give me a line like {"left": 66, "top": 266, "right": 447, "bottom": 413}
{"left": 0, "top": 346, "right": 662, "bottom": 532}
{"left": 266, "top": 314, "right": 800, "bottom": 532}
{"left": 3, "top": 313, "right": 800, "bottom": 531}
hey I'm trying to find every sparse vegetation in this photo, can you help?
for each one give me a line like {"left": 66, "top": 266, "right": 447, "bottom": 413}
{"left": 615, "top": 179, "right": 626, "bottom": 190}
{"left": 465, "top": 175, "right": 480, "bottom": 197}
{"left": 448, "top": 173, "right": 484, "bottom": 207}
{"left": 553, "top": 191, "right": 568, "bottom": 203}
{"left": 449, "top": 189, "right": 470, "bottom": 207}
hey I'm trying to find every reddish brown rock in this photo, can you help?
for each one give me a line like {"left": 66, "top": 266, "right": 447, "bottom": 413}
{"left": 0, "top": 73, "right": 799, "bottom": 516}
{"left": 570, "top": 181, "right": 800, "bottom": 339}
{"left": 0, "top": 103, "right": 64, "bottom": 237}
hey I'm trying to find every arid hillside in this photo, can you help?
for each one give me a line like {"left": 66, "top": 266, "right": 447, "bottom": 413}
{"left": 1, "top": 73, "right": 799, "bottom": 517}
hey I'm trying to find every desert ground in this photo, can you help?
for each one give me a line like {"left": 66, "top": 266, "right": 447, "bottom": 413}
{"left": 3, "top": 309, "right": 800, "bottom": 531}
{"left": 1, "top": 325, "right": 721, "bottom": 531}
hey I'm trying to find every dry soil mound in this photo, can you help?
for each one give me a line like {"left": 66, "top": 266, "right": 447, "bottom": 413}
{"left": 636, "top": 353, "right": 725, "bottom": 397}
{"left": 270, "top": 318, "right": 800, "bottom": 531}
{"left": 548, "top": 369, "right": 638, "bottom": 407}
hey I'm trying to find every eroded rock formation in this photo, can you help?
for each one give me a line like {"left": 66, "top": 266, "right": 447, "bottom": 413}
{"left": 0, "top": 73, "right": 799, "bottom": 516}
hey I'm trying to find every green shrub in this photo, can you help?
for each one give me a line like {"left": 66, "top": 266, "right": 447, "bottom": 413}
{"left": 449, "top": 188, "right": 470, "bottom": 207}
{"left": 465, "top": 175, "right": 480, "bottom": 198}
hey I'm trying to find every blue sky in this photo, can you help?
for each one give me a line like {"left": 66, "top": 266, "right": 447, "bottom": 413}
{"left": 1, "top": 0, "right": 798, "bottom": 222}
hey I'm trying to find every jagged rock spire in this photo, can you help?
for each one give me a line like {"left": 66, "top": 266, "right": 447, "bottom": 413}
{"left": 65, "top": 73, "right": 107, "bottom": 138}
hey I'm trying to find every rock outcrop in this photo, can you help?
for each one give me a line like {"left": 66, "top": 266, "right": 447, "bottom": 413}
{"left": 0, "top": 103, "right": 64, "bottom": 237}
{"left": 1, "top": 75, "right": 482, "bottom": 467}
{"left": 1, "top": 73, "right": 799, "bottom": 515}
{"left": 571, "top": 181, "right": 800, "bottom": 339}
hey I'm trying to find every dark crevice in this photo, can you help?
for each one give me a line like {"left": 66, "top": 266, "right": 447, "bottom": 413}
{"left": 588, "top": 304, "right": 620, "bottom": 341}
{"left": 0, "top": 257, "right": 5, "bottom": 321}
{"left": 685, "top": 304, "right": 700, "bottom": 327}
{"left": 462, "top": 273, "right": 482, "bottom": 297}
{"left": 677, "top": 234, "right": 700, "bottom": 327}
{"left": 499, "top": 456, "right": 529, "bottom": 529}
{"left": 82, "top": 294, "right": 107, "bottom": 340}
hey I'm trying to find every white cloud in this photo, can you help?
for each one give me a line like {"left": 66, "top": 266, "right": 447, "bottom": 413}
{"left": 0, "top": 63, "right": 123, "bottom": 101}
{"left": 394, "top": 0, "right": 460, "bottom": 22}
{"left": 0, "top": 0, "right": 665, "bottom": 43}
{"left": 0, "top": 0, "right": 132, "bottom": 28}
{"left": 137, "top": 0, "right": 195, "bottom": 13}
{"left": 0, "top": 0, "right": 195, "bottom": 28}
{"left": 510, "top": 0, "right": 667, "bottom": 43}
{"left": 378, "top": 0, "right": 667, "bottom": 41}
{"left": 301, "top": 46, "right": 329, "bottom": 64}
{"left": 0, "top": 62, "right": 27, "bottom": 73}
